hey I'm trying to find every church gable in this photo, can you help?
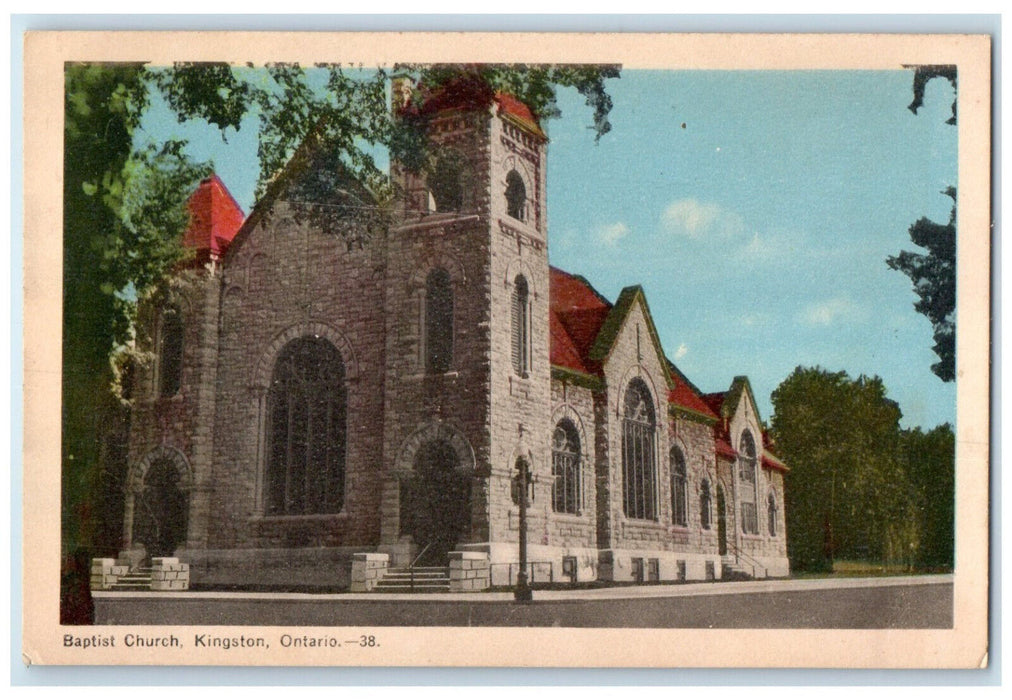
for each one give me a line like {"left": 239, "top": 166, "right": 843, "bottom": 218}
{"left": 224, "top": 133, "right": 380, "bottom": 267}
{"left": 591, "top": 286, "right": 675, "bottom": 393}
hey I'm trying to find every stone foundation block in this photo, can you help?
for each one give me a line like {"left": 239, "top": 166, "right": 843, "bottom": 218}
{"left": 90, "top": 559, "right": 130, "bottom": 590}
{"left": 448, "top": 551, "right": 490, "bottom": 592}
{"left": 350, "top": 552, "right": 389, "bottom": 592}
{"left": 150, "top": 556, "right": 190, "bottom": 591}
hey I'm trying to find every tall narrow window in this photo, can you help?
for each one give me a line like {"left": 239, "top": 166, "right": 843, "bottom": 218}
{"left": 265, "top": 337, "right": 346, "bottom": 515}
{"left": 671, "top": 446, "right": 688, "bottom": 527}
{"left": 552, "top": 419, "right": 581, "bottom": 514}
{"left": 739, "top": 430, "right": 759, "bottom": 534}
{"left": 429, "top": 155, "right": 463, "bottom": 212}
{"left": 505, "top": 169, "right": 526, "bottom": 221}
{"left": 511, "top": 275, "right": 529, "bottom": 376}
{"left": 158, "top": 306, "right": 183, "bottom": 398}
{"left": 622, "top": 379, "right": 657, "bottom": 520}
{"left": 700, "top": 479, "right": 712, "bottom": 530}
{"left": 425, "top": 268, "right": 453, "bottom": 374}
{"left": 767, "top": 491, "right": 778, "bottom": 536}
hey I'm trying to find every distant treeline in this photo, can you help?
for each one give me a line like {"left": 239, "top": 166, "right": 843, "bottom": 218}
{"left": 771, "top": 367, "right": 954, "bottom": 573}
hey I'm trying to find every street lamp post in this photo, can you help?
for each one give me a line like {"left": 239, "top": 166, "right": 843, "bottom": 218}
{"left": 514, "top": 457, "right": 533, "bottom": 603}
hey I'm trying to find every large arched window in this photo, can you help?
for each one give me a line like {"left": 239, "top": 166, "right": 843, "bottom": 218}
{"left": 671, "top": 446, "right": 688, "bottom": 527}
{"left": 425, "top": 268, "right": 453, "bottom": 374}
{"left": 511, "top": 275, "right": 529, "bottom": 376}
{"left": 767, "top": 490, "right": 779, "bottom": 537}
{"left": 552, "top": 419, "right": 581, "bottom": 514}
{"left": 265, "top": 337, "right": 347, "bottom": 515}
{"left": 622, "top": 379, "right": 657, "bottom": 520}
{"left": 738, "top": 430, "right": 759, "bottom": 534}
{"left": 158, "top": 306, "right": 184, "bottom": 398}
{"left": 700, "top": 478, "right": 712, "bottom": 530}
{"left": 505, "top": 169, "right": 526, "bottom": 221}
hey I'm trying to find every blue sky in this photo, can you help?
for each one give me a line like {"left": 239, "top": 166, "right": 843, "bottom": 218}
{"left": 138, "top": 69, "right": 957, "bottom": 429}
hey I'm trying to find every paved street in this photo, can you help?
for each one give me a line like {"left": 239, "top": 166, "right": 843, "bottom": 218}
{"left": 93, "top": 575, "right": 952, "bottom": 628}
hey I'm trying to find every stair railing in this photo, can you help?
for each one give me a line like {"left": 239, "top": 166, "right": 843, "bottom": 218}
{"left": 407, "top": 543, "right": 433, "bottom": 591}
{"left": 410, "top": 543, "right": 432, "bottom": 568}
{"left": 727, "top": 541, "right": 767, "bottom": 579}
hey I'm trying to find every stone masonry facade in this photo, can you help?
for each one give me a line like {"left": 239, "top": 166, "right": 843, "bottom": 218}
{"left": 121, "top": 80, "right": 789, "bottom": 590}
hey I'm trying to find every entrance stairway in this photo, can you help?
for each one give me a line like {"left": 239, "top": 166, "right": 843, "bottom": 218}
{"left": 722, "top": 546, "right": 768, "bottom": 581}
{"left": 110, "top": 566, "right": 153, "bottom": 591}
{"left": 373, "top": 566, "right": 451, "bottom": 593}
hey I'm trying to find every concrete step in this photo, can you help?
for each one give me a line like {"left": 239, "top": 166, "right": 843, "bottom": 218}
{"left": 373, "top": 583, "right": 451, "bottom": 592}
{"left": 377, "top": 572, "right": 451, "bottom": 580}
{"left": 373, "top": 566, "right": 451, "bottom": 592}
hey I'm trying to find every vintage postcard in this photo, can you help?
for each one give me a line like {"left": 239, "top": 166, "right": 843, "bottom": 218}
{"left": 21, "top": 31, "right": 990, "bottom": 668}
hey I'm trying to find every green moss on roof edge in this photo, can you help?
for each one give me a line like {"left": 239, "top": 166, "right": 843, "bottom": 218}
{"left": 551, "top": 366, "right": 605, "bottom": 391}
{"left": 587, "top": 286, "right": 675, "bottom": 391}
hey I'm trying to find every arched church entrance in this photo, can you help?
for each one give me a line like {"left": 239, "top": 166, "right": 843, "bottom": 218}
{"left": 400, "top": 439, "right": 472, "bottom": 566}
{"left": 130, "top": 454, "right": 190, "bottom": 559}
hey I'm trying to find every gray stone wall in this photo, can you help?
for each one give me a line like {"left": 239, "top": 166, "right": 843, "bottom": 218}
{"left": 725, "top": 389, "right": 789, "bottom": 575}
{"left": 599, "top": 300, "right": 674, "bottom": 553}
{"left": 671, "top": 417, "right": 721, "bottom": 556}
{"left": 380, "top": 109, "right": 495, "bottom": 555}
{"left": 208, "top": 202, "right": 388, "bottom": 558}
{"left": 486, "top": 111, "right": 552, "bottom": 552}
{"left": 125, "top": 268, "right": 220, "bottom": 555}
{"left": 546, "top": 380, "right": 597, "bottom": 549}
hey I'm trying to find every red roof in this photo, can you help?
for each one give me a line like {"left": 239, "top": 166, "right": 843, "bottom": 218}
{"left": 549, "top": 268, "right": 717, "bottom": 424}
{"left": 183, "top": 175, "right": 245, "bottom": 259}
{"left": 494, "top": 92, "right": 546, "bottom": 138}
{"left": 702, "top": 392, "right": 727, "bottom": 417}
{"left": 668, "top": 372, "right": 719, "bottom": 420}
{"left": 715, "top": 438, "right": 737, "bottom": 460}
{"left": 762, "top": 451, "right": 789, "bottom": 472}
{"left": 403, "top": 73, "right": 545, "bottom": 138}
{"left": 549, "top": 267, "right": 611, "bottom": 375}
{"left": 415, "top": 72, "right": 495, "bottom": 117}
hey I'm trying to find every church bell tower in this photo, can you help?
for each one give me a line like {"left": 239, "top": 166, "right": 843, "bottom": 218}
{"left": 379, "top": 75, "right": 551, "bottom": 565}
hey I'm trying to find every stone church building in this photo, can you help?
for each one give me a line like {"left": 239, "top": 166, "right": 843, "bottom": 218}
{"left": 121, "top": 83, "right": 789, "bottom": 590}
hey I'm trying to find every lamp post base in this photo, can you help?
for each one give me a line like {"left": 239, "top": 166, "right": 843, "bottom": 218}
{"left": 513, "top": 571, "right": 533, "bottom": 602}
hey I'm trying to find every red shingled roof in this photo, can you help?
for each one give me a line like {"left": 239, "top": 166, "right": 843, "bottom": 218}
{"left": 668, "top": 372, "right": 719, "bottom": 420}
{"left": 494, "top": 92, "right": 546, "bottom": 138}
{"left": 762, "top": 451, "right": 789, "bottom": 472}
{"left": 549, "top": 268, "right": 719, "bottom": 424}
{"left": 408, "top": 75, "right": 545, "bottom": 138}
{"left": 715, "top": 438, "right": 737, "bottom": 460}
{"left": 549, "top": 267, "right": 611, "bottom": 375}
{"left": 182, "top": 175, "right": 245, "bottom": 260}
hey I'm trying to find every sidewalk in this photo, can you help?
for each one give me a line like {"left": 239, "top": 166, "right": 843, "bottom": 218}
{"left": 93, "top": 573, "right": 953, "bottom": 603}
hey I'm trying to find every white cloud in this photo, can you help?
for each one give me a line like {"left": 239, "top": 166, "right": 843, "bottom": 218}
{"left": 660, "top": 198, "right": 743, "bottom": 239}
{"left": 742, "top": 231, "right": 774, "bottom": 257}
{"left": 800, "top": 298, "right": 862, "bottom": 327}
{"left": 674, "top": 342, "right": 688, "bottom": 359}
{"left": 594, "top": 221, "right": 630, "bottom": 246}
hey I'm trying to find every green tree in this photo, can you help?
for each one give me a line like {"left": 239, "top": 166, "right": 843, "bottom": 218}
{"left": 62, "top": 64, "right": 212, "bottom": 622}
{"left": 901, "top": 423, "right": 955, "bottom": 569}
{"left": 62, "top": 62, "right": 619, "bottom": 619}
{"left": 889, "top": 65, "right": 958, "bottom": 383}
{"left": 770, "top": 367, "right": 914, "bottom": 572}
